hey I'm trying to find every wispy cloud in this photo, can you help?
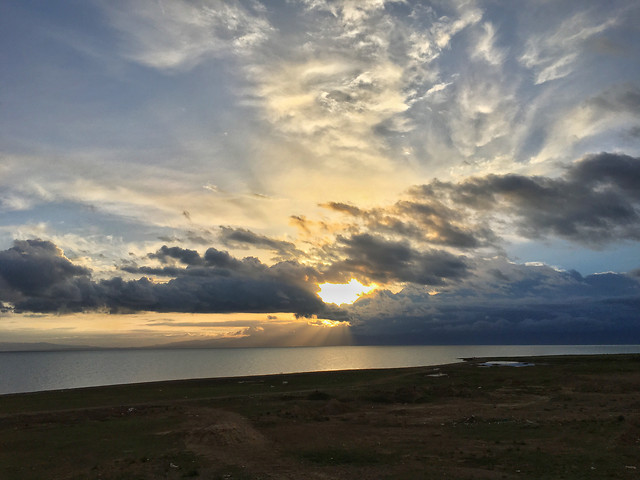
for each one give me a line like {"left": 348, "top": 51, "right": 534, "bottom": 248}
{"left": 533, "top": 85, "right": 640, "bottom": 163}
{"left": 519, "top": 10, "right": 618, "bottom": 85}
{"left": 104, "top": 0, "right": 273, "bottom": 70}
{"left": 470, "top": 22, "right": 506, "bottom": 66}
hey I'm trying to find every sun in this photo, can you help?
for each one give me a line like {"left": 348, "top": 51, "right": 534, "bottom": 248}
{"left": 317, "top": 279, "right": 378, "bottom": 305}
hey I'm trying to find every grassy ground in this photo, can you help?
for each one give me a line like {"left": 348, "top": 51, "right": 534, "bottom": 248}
{"left": 1, "top": 354, "right": 639, "bottom": 479}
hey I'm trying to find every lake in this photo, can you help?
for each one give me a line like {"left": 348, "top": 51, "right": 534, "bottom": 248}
{"left": 1, "top": 344, "right": 640, "bottom": 395}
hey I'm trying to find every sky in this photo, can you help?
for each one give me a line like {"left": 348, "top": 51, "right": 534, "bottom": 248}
{"left": 1, "top": 0, "right": 640, "bottom": 348}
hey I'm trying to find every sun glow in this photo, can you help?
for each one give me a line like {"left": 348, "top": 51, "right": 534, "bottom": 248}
{"left": 317, "top": 279, "right": 378, "bottom": 305}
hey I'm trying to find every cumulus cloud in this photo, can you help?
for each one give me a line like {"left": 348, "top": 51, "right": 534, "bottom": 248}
{"left": 357, "top": 152, "right": 637, "bottom": 248}
{"left": 346, "top": 258, "right": 640, "bottom": 344}
{"left": 0, "top": 240, "right": 90, "bottom": 303}
{"left": 327, "top": 233, "right": 469, "bottom": 285}
{"left": 448, "top": 152, "right": 640, "bottom": 244}
{"left": 149, "top": 245, "right": 204, "bottom": 265}
{"left": 314, "top": 152, "right": 640, "bottom": 253}
{"left": 2, "top": 223, "right": 638, "bottom": 344}
{"left": 0, "top": 240, "right": 334, "bottom": 317}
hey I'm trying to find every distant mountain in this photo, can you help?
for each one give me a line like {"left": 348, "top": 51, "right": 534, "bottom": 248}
{"left": 0, "top": 342, "right": 99, "bottom": 352}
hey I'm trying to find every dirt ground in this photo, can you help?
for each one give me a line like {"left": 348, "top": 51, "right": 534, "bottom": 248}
{"left": 1, "top": 354, "right": 639, "bottom": 479}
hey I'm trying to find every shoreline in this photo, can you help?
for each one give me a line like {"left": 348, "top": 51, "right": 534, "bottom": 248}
{"left": 3, "top": 344, "right": 639, "bottom": 397}
{"left": 0, "top": 352, "right": 635, "bottom": 407}
{"left": 0, "top": 351, "right": 636, "bottom": 400}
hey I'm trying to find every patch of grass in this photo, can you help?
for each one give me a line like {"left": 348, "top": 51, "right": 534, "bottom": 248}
{"left": 297, "top": 447, "right": 388, "bottom": 466}
{"left": 454, "top": 419, "right": 554, "bottom": 443}
{"left": 0, "top": 412, "right": 189, "bottom": 480}
{"left": 453, "top": 417, "right": 640, "bottom": 480}
{"left": 210, "top": 465, "right": 254, "bottom": 480}
{"left": 307, "top": 390, "right": 332, "bottom": 401}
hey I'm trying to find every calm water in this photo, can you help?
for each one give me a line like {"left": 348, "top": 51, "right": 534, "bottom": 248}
{"left": 1, "top": 344, "right": 639, "bottom": 395}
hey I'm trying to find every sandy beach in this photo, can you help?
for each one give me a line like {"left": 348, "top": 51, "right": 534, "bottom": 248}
{"left": 1, "top": 354, "right": 639, "bottom": 479}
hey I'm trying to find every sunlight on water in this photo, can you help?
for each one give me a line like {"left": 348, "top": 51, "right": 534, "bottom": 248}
{"left": 1, "top": 345, "right": 639, "bottom": 395}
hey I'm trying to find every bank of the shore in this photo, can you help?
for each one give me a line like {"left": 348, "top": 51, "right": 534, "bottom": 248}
{"left": 4, "top": 344, "right": 640, "bottom": 395}
{"left": 1, "top": 354, "right": 639, "bottom": 479}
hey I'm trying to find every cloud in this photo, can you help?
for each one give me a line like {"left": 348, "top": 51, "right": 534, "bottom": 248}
{"left": 0, "top": 240, "right": 90, "bottom": 302}
{"left": 3, "top": 1, "right": 640, "bottom": 347}
{"left": 292, "top": 152, "right": 640, "bottom": 292}
{"left": 470, "top": 22, "right": 506, "bottom": 66}
{"left": 451, "top": 152, "right": 640, "bottom": 244}
{"left": 2, "top": 227, "right": 638, "bottom": 344}
{"left": 101, "top": 274, "right": 324, "bottom": 315}
{"left": 519, "top": 10, "right": 618, "bottom": 84}
{"left": 321, "top": 202, "right": 363, "bottom": 216}
{"left": 155, "top": 319, "right": 353, "bottom": 348}
{"left": 569, "top": 151, "right": 640, "bottom": 198}
{"left": 346, "top": 258, "right": 640, "bottom": 344}
{"left": 240, "top": 0, "right": 486, "bottom": 207}
{"left": 0, "top": 240, "right": 335, "bottom": 317}
{"left": 369, "top": 152, "right": 640, "bottom": 247}
{"left": 104, "top": 0, "right": 273, "bottom": 70}
{"left": 149, "top": 245, "right": 204, "bottom": 265}
{"left": 219, "top": 226, "right": 300, "bottom": 256}
{"left": 321, "top": 198, "right": 491, "bottom": 249}
{"left": 533, "top": 85, "right": 640, "bottom": 163}
{"left": 326, "top": 233, "right": 469, "bottom": 285}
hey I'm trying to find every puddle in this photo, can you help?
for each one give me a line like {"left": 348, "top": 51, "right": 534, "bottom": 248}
{"left": 477, "top": 361, "right": 535, "bottom": 368}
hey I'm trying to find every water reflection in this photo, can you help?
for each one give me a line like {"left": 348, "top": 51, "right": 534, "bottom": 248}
{"left": 1, "top": 344, "right": 639, "bottom": 395}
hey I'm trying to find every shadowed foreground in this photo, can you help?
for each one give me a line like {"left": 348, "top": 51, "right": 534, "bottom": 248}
{"left": 0, "top": 354, "right": 639, "bottom": 479}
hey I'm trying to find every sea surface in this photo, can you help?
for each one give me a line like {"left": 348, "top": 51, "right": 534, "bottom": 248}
{"left": 1, "top": 344, "right": 640, "bottom": 395}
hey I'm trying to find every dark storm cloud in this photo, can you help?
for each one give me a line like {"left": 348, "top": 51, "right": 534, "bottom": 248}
{"left": 0, "top": 240, "right": 103, "bottom": 312}
{"left": 401, "top": 152, "right": 640, "bottom": 246}
{"left": 319, "top": 152, "right": 639, "bottom": 252}
{"left": 328, "top": 233, "right": 469, "bottom": 285}
{"left": 0, "top": 240, "right": 90, "bottom": 301}
{"left": 120, "top": 265, "right": 223, "bottom": 277}
{"left": 130, "top": 245, "right": 268, "bottom": 275}
{"left": 347, "top": 266, "right": 640, "bottom": 345}
{"left": 149, "top": 245, "right": 204, "bottom": 265}
{"left": 203, "top": 247, "right": 246, "bottom": 270}
{"left": 99, "top": 274, "right": 325, "bottom": 316}
{"left": 569, "top": 152, "right": 640, "bottom": 199}
{"left": 219, "top": 226, "right": 300, "bottom": 256}
{"left": 350, "top": 297, "right": 640, "bottom": 345}
{"left": 0, "top": 240, "right": 333, "bottom": 317}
